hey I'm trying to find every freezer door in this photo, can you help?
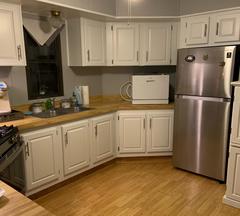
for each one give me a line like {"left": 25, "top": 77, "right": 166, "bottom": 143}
{"left": 173, "top": 96, "right": 230, "bottom": 181}
{"left": 176, "top": 46, "right": 236, "bottom": 98}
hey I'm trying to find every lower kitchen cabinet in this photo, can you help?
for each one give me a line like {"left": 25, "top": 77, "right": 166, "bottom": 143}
{"left": 92, "top": 114, "right": 114, "bottom": 164}
{"left": 225, "top": 147, "right": 240, "bottom": 203}
{"left": 118, "top": 110, "right": 174, "bottom": 155}
{"left": 21, "top": 127, "right": 61, "bottom": 191}
{"left": 62, "top": 120, "right": 90, "bottom": 176}
{"left": 147, "top": 111, "right": 174, "bottom": 152}
{"left": 119, "top": 112, "right": 146, "bottom": 153}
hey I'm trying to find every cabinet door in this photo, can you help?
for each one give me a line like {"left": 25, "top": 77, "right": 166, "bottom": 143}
{"left": 119, "top": 113, "right": 146, "bottom": 153}
{"left": 22, "top": 127, "right": 60, "bottom": 191}
{"left": 185, "top": 16, "right": 209, "bottom": 45}
{"left": 113, "top": 23, "right": 139, "bottom": 65}
{"left": 92, "top": 114, "right": 114, "bottom": 163}
{"left": 231, "top": 88, "right": 240, "bottom": 146}
{"left": 0, "top": 2, "right": 25, "bottom": 66}
{"left": 226, "top": 147, "right": 240, "bottom": 202}
{"left": 62, "top": 120, "right": 90, "bottom": 176}
{"left": 147, "top": 111, "right": 174, "bottom": 152}
{"left": 141, "top": 23, "right": 171, "bottom": 65}
{"left": 213, "top": 13, "right": 240, "bottom": 43}
{"left": 82, "top": 18, "right": 106, "bottom": 66}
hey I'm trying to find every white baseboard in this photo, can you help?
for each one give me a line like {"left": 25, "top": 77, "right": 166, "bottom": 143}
{"left": 223, "top": 195, "right": 240, "bottom": 209}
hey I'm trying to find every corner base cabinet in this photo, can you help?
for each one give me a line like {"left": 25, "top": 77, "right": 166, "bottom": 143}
{"left": 22, "top": 127, "right": 61, "bottom": 192}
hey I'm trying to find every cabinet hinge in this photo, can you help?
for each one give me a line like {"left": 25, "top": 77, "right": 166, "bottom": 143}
{"left": 171, "top": 25, "right": 173, "bottom": 31}
{"left": 111, "top": 25, "right": 113, "bottom": 31}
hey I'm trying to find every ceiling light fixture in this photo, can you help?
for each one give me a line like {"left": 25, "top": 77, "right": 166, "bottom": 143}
{"left": 49, "top": 10, "right": 64, "bottom": 28}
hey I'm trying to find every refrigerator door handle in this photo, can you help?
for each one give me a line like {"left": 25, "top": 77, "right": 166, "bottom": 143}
{"left": 176, "top": 95, "right": 231, "bottom": 102}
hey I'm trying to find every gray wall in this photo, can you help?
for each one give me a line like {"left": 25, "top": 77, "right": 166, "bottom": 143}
{"left": 49, "top": 0, "right": 116, "bottom": 15}
{"left": 179, "top": 0, "right": 240, "bottom": 15}
{"left": 116, "top": 0, "right": 180, "bottom": 16}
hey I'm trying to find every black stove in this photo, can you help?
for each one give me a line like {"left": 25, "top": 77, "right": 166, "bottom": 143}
{"left": 0, "top": 125, "right": 23, "bottom": 172}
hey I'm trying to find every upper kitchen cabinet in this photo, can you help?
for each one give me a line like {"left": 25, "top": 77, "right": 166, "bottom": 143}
{"left": 212, "top": 11, "right": 240, "bottom": 43}
{"left": 111, "top": 23, "right": 140, "bottom": 66}
{"left": 180, "top": 9, "right": 240, "bottom": 48}
{"left": 0, "top": 2, "right": 26, "bottom": 66}
{"left": 140, "top": 23, "right": 172, "bottom": 65}
{"left": 67, "top": 17, "right": 106, "bottom": 66}
{"left": 107, "top": 22, "right": 177, "bottom": 66}
{"left": 181, "top": 15, "right": 210, "bottom": 46}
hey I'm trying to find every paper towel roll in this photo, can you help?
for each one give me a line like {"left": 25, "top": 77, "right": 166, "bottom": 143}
{"left": 82, "top": 86, "right": 89, "bottom": 106}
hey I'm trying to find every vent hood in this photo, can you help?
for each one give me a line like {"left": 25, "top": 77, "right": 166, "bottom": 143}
{"left": 23, "top": 14, "right": 64, "bottom": 46}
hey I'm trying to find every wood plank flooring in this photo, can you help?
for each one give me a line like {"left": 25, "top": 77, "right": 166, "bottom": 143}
{"left": 33, "top": 157, "right": 240, "bottom": 216}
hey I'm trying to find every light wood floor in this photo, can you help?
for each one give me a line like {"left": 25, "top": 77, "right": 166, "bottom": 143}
{"left": 33, "top": 157, "right": 240, "bottom": 216}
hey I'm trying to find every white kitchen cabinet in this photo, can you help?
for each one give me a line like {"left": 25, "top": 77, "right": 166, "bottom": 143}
{"left": 147, "top": 111, "right": 174, "bottom": 153}
{"left": 92, "top": 114, "right": 114, "bottom": 164}
{"left": 213, "top": 12, "right": 240, "bottom": 43}
{"left": 119, "top": 112, "right": 146, "bottom": 153}
{"left": 224, "top": 84, "right": 240, "bottom": 209}
{"left": 112, "top": 23, "right": 140, "bottom": 65}
{"left": 183, "top": 15, "right": 210, "bottom": 45}
{"left": 67, "top": 17, "right": 106, "bottom": 66}
{"left": 140, "top": 23, "right": 172, "bottom": 65}
{"left": 62, "top": 120, "right": 90, "bottom": 176}
{"left": 22, "top": 127, "right": 61, "bottom": 191}
{"left": 0, "top": 2, "right": 26, "bottom": 66}
{"left": 225, "top": 147, "right": 240, "bottom": 203}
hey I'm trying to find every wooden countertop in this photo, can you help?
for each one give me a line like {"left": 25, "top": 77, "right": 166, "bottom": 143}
{"left": 0, "top": 96, "right": 174, "bottom": 132}
{"left": 0, "top": 181, "right": 53, "bottom": 216}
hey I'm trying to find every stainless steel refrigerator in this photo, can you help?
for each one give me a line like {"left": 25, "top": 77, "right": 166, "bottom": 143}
{"left": 173, "top": 46, "right": 239, "bottom": 181}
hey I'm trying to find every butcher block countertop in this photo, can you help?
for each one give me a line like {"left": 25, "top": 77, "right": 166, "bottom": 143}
{"left": 0, "top": 181, "right": 53, "bottom": 216}
{"left": 0, "top": 96, "right": 174, "bottom": 132}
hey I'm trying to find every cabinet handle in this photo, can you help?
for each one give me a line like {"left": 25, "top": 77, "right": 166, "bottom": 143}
{"left": 25, "top": 142, "right": 30, "bottom": 158}
{"left": 95, "top": 126, "right": 98, "bottom": 136}
{"left": 137, "top": 51, "right": 139, "bottom": 62}
{"left": 216, "top": 22, "right": 219, "bottom": 36}
{"left": 146, "top": 51, "right": 149, "bottom": 62}
{"left": 65, "top": 133, "right": 68, "bottom": 145}
{"left": 204, "top": 24, "right": 207, "bottom": 37}
{"left": 87, "top": 50, "right": 90, "bottom": 62}
{"left": 150, "top": 118, "right": 152, "bottom": 129}
{"left": 143, "top": 119, "right": 146, "bottom": 129}
{"left": 17, "top": 45, "right": 22, "bottom": 60}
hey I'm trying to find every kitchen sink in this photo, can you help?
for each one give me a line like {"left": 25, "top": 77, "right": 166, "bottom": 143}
{"left": 32, "top": 107, "right": 92, "bottom": 118}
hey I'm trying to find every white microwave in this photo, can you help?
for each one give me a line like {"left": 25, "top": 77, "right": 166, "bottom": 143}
{"left": 132, "top": 75, "right": 169, "bottom": 104}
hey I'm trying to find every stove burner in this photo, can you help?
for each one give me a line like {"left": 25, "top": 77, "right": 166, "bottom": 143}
{"left": 0, "top": 125, "right": 14, "bottom": 138}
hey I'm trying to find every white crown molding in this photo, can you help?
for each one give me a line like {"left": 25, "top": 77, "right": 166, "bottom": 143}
{"left": 26, "top": 0, "right": 240, "bottom": 21}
